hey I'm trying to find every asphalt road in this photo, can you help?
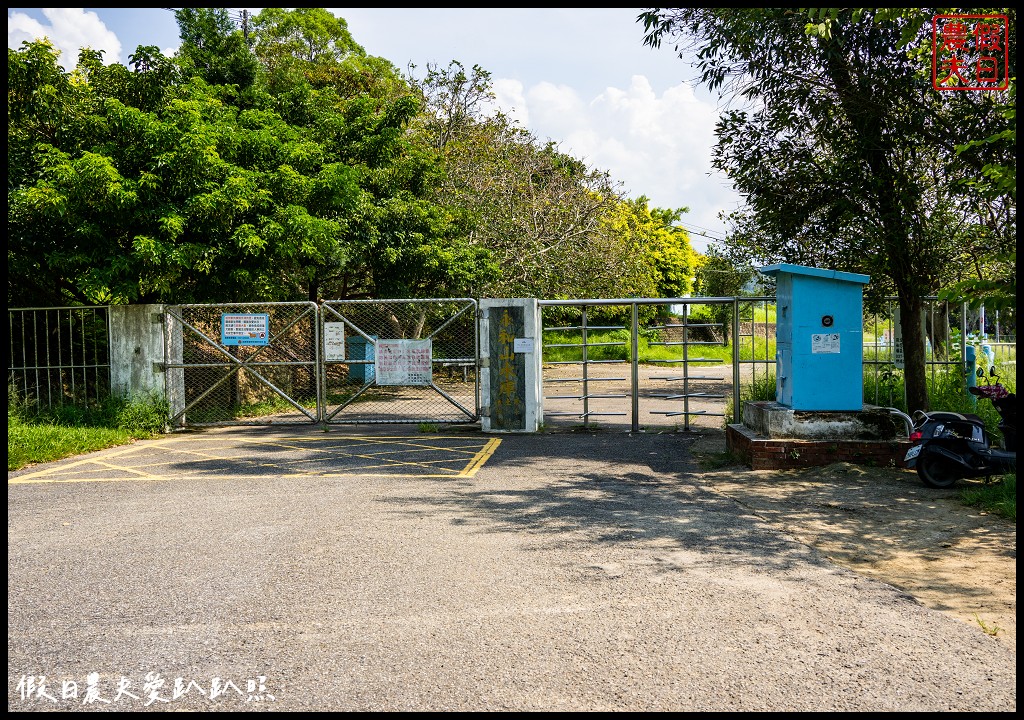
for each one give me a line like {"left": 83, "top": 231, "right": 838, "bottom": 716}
{"left": 7, "top": 425, "right": 1016, "bottom": 711}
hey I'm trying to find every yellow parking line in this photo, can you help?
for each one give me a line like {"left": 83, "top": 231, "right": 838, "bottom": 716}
{"left": 9, "top": 436, "right": 503, "bottom": 484}
{"left": 461, "top": 438, "right": 502, "bottom": 477}
{"left": 90, "top": 460, "right": 162, "bottom": 477}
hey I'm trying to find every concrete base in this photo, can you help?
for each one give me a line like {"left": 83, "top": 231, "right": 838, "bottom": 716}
{"left": 728, "top": 401, "right": 912, "bottom": 470}
{"left": 742, "top": 401, "right": 905, "bottom": 440}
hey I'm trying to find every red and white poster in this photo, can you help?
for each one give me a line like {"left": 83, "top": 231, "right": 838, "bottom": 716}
{"left": 374, "top": 339, "right": 432, "bottom": 386}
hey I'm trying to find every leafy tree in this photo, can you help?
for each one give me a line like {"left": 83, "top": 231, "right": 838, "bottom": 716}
{"left": 174, "top": 8, "right": 258, "bottom": 90}
{"left": 8, "top": 8, "right": 706, "bottom": 314}
{"left": 7, "top": 31, "right": 492, "bottom": 306}
{"left": 804, "top": 8, "right": 1017, "bottom": 314}
{"left": 603, "top": 198, "right": 696, "bottom": 300}
{"left": 639, "top": 8, "right": 1016, "bottom": 412}
{"left": 411, "top": 61, "right": 688, "bottom": 300}
{"left": 692, "top": 247, "right": 757, "bottom": 343}
{"left": 249, "top": 7, "right": 407, "bottom": 100}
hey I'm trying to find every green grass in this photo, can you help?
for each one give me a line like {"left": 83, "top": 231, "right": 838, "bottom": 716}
{"left": 864, "top": 366, "right": 1016, "bottom": 436}
{"left": 8, "top": 390, "right": 168, "bottom": 471}
{"left": 542, "top": 328, "right": 775, "bottom": 365}
{"left": 959, "top": 474, "right": 1016, "bottom": 521}
{"left": 7, "top": 416, "right": 145, "bottom": 470}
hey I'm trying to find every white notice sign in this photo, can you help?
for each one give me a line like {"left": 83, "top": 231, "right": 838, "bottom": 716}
{"left": 513, "top": 337, "right": 534, "bottom": 353}
{"left": 893, "top": 308, "right": 905, "bottom": 369}
{"left": 375, "top": 339, "right": 432, "bottom": 386}
{"left": 812, "top": 333, "right": 841, "bottom": 354}
{"left": 324, "top": 322, "right": 345, "bottom": 361}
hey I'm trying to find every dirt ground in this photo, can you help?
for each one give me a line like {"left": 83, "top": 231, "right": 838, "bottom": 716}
{"left": 539, "top": 360, "right": 1015, "bottom": 651}
{"left": 685, "top": 430, "right": 1016, "bottom": 651}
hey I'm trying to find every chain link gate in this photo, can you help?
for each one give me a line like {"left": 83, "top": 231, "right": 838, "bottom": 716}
{"left": 319, "top": 299, "right": 479, "bottom": 424}
{"left": 165, "top": 302, "right": 320, "bottom": 427}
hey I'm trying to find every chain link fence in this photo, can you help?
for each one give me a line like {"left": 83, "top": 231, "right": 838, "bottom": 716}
{"left": 165, "top": 302, "right": 320, "bottom": 427}
{"left": 320, "top": 299, "right": 478, "bottom": 424}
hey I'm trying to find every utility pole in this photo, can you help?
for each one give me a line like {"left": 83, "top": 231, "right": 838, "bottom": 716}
{"left": 242, "top": 9, "right": 249, "bottom": 42}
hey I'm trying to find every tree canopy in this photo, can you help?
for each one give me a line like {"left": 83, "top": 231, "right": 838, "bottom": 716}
{"left": 640, "top": 7, "right": 1016, "bottom": 411}
{"left": 8, "top": 8, "right": 695, "bottom": 309}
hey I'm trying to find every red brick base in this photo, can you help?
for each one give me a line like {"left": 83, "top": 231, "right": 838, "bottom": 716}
{"left": 726, "top": 424, "right": 913, "bottom": 471}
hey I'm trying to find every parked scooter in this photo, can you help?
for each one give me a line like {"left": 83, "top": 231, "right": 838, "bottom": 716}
{"left": 896, "top": 368, "right": 1016, "bottom": 489}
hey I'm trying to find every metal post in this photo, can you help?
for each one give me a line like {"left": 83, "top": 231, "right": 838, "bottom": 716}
{"left": 682, "top": 306, "right": 690, "bottom": 431}
{"left": 581, "top": 306, "right": 589, "bottom": 429}
{"left": 631, "top": 302, "right": 639, "bottom": 433}
{"left": 966, "top": 345, "right": 977, "bottom": 408}
{"left": 732, "top": 298, "right": 741, "bottom": 425}
{"left": 315, "top": 307, "right": 324, "bottom": 424}
{"left": 960, "top": 302, "right": 968, "bottom": 370}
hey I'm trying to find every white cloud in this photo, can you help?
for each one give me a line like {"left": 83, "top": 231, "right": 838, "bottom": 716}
{"left": 488, "top": 73, "right": 734, "bottom": 250}
{"left": 490, "top": 78, "right": 529, "bottom": 125}
{"left": 7, "top": 8, "right": 120, "bottom": 69}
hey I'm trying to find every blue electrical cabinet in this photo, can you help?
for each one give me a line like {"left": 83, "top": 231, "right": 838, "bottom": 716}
{"left": 761, "top": 264, "right": 870, "bottom": 411}
{"left": 348, "top": 335, "right": 377, "bottom": 383}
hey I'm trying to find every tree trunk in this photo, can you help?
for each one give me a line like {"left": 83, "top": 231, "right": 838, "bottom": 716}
{"left": 897, "top": 291, "right": 930, "bottom": 413}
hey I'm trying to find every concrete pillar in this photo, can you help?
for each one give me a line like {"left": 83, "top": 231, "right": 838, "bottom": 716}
{"left": 164, "top": 307, "right": 186, "bottom": 427}
{"left": 109, "top": 305, "right": 167, "bottom": 399}
{"left": 479, "top": 299, "right": 543, "bottom": 432}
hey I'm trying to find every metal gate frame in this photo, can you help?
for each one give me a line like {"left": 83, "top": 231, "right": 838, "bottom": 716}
{"left": 539, "top": 297, "right": 742, "bottom": 432}
{"left": 164, "top": 302, "right": 321, "bottom": 427}
{"left": 319, "top": 298, "right": 480, "bottom": 425}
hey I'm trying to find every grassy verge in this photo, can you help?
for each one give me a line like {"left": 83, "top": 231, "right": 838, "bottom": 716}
{"left": 541, "top": 328, "right": 775, "bottom": 365}
{"left": 8, "top": 391, "right": 168, "bottom": 471}
{"left": 959, "top": 474, "right": 1016, "bottom": 521}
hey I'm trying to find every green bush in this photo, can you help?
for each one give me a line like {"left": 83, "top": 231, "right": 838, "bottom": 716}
{"left": 864, "top": 367, "right": 1015, "bottom": 439}
{"left": 112, "top": 393, "right": 171, "bottom": 433}
{"left": 7, "top": 387, "right": 170, "bottom": 471}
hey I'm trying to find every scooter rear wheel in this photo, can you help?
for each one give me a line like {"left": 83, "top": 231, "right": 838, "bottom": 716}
{"left": 917, "top": 449, "right": 962, "bottom": 489}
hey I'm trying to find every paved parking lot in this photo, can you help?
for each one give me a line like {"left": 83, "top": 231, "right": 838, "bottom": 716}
{"left": 8, "top": 425, "right": 1016, "bottom": 711}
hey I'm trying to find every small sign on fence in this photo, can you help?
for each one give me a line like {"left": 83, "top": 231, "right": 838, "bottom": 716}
{"left": 221, "top": 313, "right": 270, "bottom": 346}
{"left": 323, "top": 322, "right": 346, "bottom": 361}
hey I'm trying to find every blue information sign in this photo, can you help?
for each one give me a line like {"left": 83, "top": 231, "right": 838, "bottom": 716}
{"left": 221, "top": 313, "right": 270, "bottom": 346}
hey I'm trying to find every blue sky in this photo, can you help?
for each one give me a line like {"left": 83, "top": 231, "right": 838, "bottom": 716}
{"left": 8, "top": 7, "right": 744, "bottom": 252}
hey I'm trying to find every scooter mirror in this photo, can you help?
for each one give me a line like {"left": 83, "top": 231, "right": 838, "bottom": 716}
{"left": 976, "top": 367, "right": 985, "bottom": 379}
